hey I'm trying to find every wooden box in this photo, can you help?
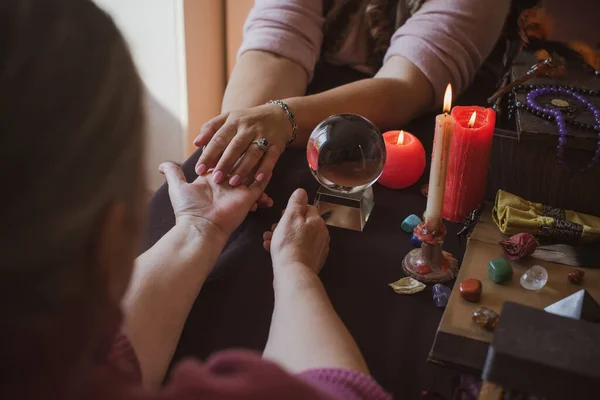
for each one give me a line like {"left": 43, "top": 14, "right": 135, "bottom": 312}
{"left": 485, "top": 54, "right": 600, "bottom": 216}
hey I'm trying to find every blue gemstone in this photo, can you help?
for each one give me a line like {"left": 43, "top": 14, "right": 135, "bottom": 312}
{"left": 432, "top": 284, "right": 451, "bottom": 308}
{"left": 558, "top": 137, "right": 567, "bottom": 146}
{"left": 401, "top": 214, "right": 422, "bottom": 233}
{"left": 411, "top": 235, "right": 422, "bottom": 248}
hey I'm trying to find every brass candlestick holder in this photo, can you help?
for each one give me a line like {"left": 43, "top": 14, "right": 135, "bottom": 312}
{"left": 402, "top": 221, "right": 458, "bottom": 283}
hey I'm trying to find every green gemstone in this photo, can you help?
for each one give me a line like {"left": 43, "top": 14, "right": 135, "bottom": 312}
{"left": 488, "top": 258, "right": 513, "bottom": 284}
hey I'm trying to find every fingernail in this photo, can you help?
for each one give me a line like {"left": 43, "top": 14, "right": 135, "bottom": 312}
{"left": 193, "top": 135, "right": 201, "bottom": 145}
{"left": 256, "top": 172, "right": 265, "bottom": 182}
{"left": 213, "top": 170, "right": 224, "bottom": 183}
{"left": 197, "top": 164, "right": 207, "bottom": 175}
{"left": 229, "top": 175, "right": 241, "bottom": 186}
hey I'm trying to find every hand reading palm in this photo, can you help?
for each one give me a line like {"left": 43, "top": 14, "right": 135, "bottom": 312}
{"left": 159, "top": 162, "right": 272, "bottom": 237}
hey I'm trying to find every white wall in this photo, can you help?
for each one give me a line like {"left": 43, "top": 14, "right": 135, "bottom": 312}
{"left": 95, "top": 0, "right": 188, "bottom": 190}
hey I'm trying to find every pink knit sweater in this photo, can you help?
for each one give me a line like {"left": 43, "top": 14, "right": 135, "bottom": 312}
{"left": 238, "top": 0, "right": 510, "bottom": 103}
{"left": 90, "top": 333, "right": 392, "bottom": 400}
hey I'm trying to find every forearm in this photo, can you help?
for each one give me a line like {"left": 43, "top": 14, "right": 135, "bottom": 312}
{"left": 263, "top": 262, "right": 369, "bottom": 375}
{"left": 123, "top": 221, "right": 227, "bottom": 388}
{"left": 284, "top": 56, "right": 434, "bottom": 147}
{"left": 222, "top": 51, "right": 308, "bottom": 112}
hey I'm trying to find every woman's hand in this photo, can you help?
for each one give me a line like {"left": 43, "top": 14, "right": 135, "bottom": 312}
{"left": 159, "top": 162, "right": 272, "bottom": 239}
{"left": 263, "top": 189, "right": 330, "bottom": 274}
{"left": 192, "top": 103, "right": 292, "bottom": 187}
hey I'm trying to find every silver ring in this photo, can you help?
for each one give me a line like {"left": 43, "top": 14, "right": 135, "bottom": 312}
{"left": 253, "top": 138, "right": 269, "bottom": 152}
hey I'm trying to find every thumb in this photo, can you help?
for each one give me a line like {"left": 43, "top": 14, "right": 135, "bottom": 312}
{"left": 284, "top": 188, "right": 308, "bottom": 219}
{"left": 159, "top": 162, "right": 186, "bottom": 189}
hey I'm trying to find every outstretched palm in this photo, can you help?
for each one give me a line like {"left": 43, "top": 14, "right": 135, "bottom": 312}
{"left": 160, "top": 163, "right": 272, "bottom": 238}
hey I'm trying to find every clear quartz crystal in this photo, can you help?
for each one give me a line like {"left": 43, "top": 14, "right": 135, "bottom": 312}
{"left": 520, "top": 265, "right": 549, "bottom": 290}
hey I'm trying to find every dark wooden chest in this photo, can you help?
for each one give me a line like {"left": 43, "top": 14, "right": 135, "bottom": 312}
{"left": 485, "top": 55, "right": 600, "bottom": 216}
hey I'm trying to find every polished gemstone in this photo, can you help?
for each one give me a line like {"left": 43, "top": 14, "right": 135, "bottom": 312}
{"left": 520, "top": 265, "right": 548, "bottom": 290}
{"left": 432, "top": 284, "right": 451, "bottom": 308}
{"left": 389, "top": 277, "right": 426, "bottom": 295}
{"left": 459, "top": 278, "right": 482, "bottom": 302}
{"left": 568, "top": 269, "right": 585, "bottom": 285}
{"left": 401, "top": 214, "right": 422, "bottom": 233}
{"left": 487, "top": 258, "right": 513, "bottom": 284}
{"left": 472, "top": 307, "right": 499, "bottom": 332}
{"left": 411, "top": 234, "right": 422, "bottom": 248}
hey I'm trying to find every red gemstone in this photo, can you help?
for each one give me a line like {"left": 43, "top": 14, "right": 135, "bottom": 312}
{"left": 568, "top": 269, "right": 585, "bottom": 284}
{"left": 415, "top": 265, "right": 432, "bottom": 275}
{"left": 459, "top": 278, "right": 482, "bottom": 302}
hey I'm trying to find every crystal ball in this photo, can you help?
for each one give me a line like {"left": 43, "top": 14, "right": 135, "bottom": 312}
{"left": 306, "top": 114, "right": 386, "bottom": 193}
{"left": 520, "top": 265, "right": 549, "bottom": 291}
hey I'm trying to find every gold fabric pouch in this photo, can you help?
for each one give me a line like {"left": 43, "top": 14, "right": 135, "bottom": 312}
{"left": 492, "top": 190, "right": 600, "bottom": 243}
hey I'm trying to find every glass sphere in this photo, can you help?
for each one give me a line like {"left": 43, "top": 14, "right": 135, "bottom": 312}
{"left": 306, "top": 114, "right": 386, "bottom": 193}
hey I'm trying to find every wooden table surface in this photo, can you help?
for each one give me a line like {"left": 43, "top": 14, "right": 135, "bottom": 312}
{"left": 430, "top": 207, "right": 600, "bottom": 372}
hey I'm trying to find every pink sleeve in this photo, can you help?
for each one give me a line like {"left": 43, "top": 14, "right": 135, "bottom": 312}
{"left": 106, "top": 333, "right": 390, "bottom": 400}
{"left": 237, "top": 0, "right": 325, "bottom": 81}
{"left": 384, "top": 0, "right": 510, "bottom": 105}
{"left": 165, "top": 351, "right": 391, "bottom": 400}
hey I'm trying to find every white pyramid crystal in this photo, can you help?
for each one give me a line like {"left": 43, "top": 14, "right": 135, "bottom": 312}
{"left": 544, "top": 289, "right": 600, "bottom": 322}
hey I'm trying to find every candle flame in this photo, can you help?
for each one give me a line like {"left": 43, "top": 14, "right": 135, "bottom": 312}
{"left": 468, "top": 111, "right": 477, "bottom": 128}
{"left": 443, "top": 84, "right": 452, "bottom": 113}
{"left": 397, "top": 130, "right": 405, "bottom": 145}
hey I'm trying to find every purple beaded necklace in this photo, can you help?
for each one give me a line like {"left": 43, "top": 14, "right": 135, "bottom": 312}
{"left": 517, "top": 86, "right": 600, "bottom": 172}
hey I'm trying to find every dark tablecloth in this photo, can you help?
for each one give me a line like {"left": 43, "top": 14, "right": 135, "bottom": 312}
{"left": 142, "top": 62, "right": 499, "bottom": 399}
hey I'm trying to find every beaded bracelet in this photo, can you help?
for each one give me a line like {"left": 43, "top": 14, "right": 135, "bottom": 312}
{"left": 267, "top": 100, "right": 297, "bottom": 146}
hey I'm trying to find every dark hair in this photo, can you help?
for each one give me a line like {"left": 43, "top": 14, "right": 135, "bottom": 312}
{"left": 323, "top": 0, "right": 426, "bottom": 70}
{"left": 0, "top": 0, "right": 144, "bottom": 317}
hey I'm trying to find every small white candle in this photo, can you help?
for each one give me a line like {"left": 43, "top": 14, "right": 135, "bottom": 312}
{"left": 425, "top": 84, "right": 455, "bottom": 232}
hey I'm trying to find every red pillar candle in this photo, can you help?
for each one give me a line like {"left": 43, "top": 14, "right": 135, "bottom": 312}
{"left": 378, "top": 130, "right": 426, "bottom": 189}
{"left": 443, "top": 106, "right": 496, "bottom": 222}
